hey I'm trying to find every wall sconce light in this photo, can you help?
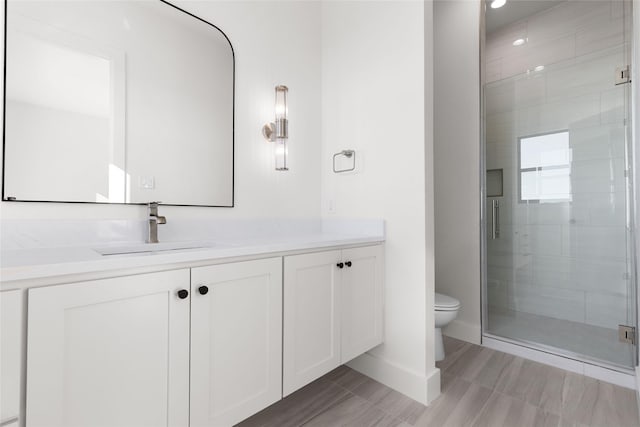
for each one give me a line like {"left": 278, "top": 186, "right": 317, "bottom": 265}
{"left": 262, "top": 85, "right": 289, "bottom": 171}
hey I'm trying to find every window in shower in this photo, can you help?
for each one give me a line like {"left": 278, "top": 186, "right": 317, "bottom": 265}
{"left": 518, "top": 131, "right": 572, "bottom": 203}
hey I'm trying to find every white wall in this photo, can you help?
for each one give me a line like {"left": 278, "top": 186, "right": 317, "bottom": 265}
{"left": 0, "top": 0, "right": 322, "bottom": 220}
{"left": 321, "top": 1, "right": 438, "bottom": 404}
{"left": 433, "top": 0, "right": 482, "bottom": 344}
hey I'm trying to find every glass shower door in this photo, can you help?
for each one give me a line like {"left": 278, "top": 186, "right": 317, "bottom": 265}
{"left": 483, "top": 1, "right": 635, "bottom": 369}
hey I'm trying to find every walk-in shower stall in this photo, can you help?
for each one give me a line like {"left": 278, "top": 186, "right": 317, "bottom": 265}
{"left": 482, "top": 0, "right": 636, "bottom": 372}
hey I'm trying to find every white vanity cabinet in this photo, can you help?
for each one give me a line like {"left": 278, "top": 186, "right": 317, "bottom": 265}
{"left": 24, "top": 259, "right": 284, "bottom": 427}
{"left": 1, "top": 290, "right": 23, "bottom": 427}
{"left": 26, "top": 270, "right": 191, "bottom": 427}
{"left": 283, "top": 250, "right": 342, "bottom": 396}
{"left": 190, "top": 258, "right": 282, "bottom": 427}
{"left": 340, "top": 245, "right": 384, "bottom": 363}
{"left": 283, "top": 244, "right": 383, "bottom": 396}
{"left": 16, "top": 242, "right": 383, "bottom": 426}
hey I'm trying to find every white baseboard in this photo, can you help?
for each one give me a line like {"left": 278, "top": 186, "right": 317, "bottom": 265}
{"left": 443, "top": 319, "right": 481, "bottom": 344}
{"left": 484, "top": 337, "right": 636, "bottom": 389}
{"left": 426, "top": 368, "right": 441, "bottom": 404}
{"left": 346, "top": 352, "right": 441, "bottom": 405}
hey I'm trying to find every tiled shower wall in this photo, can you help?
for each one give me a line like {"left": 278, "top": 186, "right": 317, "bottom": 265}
{"left": 485, "top": 1, "right": 632, "bottom": 329}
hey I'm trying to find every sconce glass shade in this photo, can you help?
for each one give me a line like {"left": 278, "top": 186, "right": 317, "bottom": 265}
{"left": 274, "top": 85, "right": 288, "bottom": 139}
{"left": 275, "top": 85, "right": 288, "bottom": 119}
{"left": 275, "top": 139, "right": 288, "bottom": 171}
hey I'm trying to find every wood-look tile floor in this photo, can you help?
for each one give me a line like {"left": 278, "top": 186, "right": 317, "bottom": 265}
{"left": 237, "top": 336, "right": 640, "bottom": 427}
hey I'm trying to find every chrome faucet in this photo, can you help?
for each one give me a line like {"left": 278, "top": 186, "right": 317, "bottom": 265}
{"left": 147, "top": 201, "right": 166, "bottom": 243}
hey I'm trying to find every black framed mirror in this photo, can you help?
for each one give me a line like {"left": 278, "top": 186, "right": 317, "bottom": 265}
{"left": 2, "top": 0, "right": 235, "bottom": 207}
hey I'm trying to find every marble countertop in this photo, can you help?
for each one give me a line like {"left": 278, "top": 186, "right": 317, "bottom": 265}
{"left": 0, "top": 219, "right": 385, "bottom": 285}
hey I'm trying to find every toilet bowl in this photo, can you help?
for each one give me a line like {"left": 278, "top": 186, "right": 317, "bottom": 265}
{"left": 435, "top": 292, "right": 460, "bottom": 362}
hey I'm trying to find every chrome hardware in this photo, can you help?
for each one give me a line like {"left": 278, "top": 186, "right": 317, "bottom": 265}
{"left": 147, "top": 201, "right": 167, "bottom": 244}
{"left": 262, "top": 118, "right": 289, "bottom": 141}
{"left": 491, "top": 199, "right": 500, "bottom": 239}
{"left": 333, "top": 150, "right": 356, "bottom": 173}
{"left": 615, "top": 65, "right": 631, "bottom": 85}
{"left": 619, "top": 325, "right": 635, "bottom": 344}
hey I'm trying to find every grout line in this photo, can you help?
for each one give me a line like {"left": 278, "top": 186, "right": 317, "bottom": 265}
{"left": 465, "top": 389, "right": 496, "bottom": 427}
{"left": 286, "top": 381, "right": 354, "bottom": 427}
{"left": 298, "top": 388, "right": 357, "bottom": 427}
{"left": 326, "top": 370, "right": 418, "bottom": 424}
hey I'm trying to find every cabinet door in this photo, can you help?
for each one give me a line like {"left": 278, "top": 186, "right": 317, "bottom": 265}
{"left": 190, "top": 258, "right": 282, "bottom": 427}
{"left": 26, "top": 270, "right": 190, "bottom": 427}
{"left": 341, "top": 245, "right": 384, "bottom": 363}
{"left": 283, "top": 250, "right": 341, "bottom": 396}
{"left": 1, "top": 290, "right": 22, "bottom": 426}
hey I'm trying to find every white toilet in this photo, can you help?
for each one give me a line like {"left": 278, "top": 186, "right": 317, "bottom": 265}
{"left": 435, "top": 292, "right": 461, "bottom": 362}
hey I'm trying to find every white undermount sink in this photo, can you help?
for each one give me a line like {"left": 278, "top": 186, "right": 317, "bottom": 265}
{"left": 94, "top": 241, "right": 212, "bottom": 256}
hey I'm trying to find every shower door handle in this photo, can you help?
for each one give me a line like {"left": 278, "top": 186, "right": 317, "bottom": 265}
{"left": 492, "top": 199, "right": 500, "bottom": 239}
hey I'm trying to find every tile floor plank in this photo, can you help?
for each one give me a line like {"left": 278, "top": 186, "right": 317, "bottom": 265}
{"left": 504, "top": 396, "right": 559, "bottom": 427}
{"left": 529, "top": 364, "right": 566, "bottom": 416}
{"left": 236, "top": 378, "right": 351, "bottom": 427}
{"left": 351, "top": 377, "right": 420, "bottom": 420}
{"left": 558, "top": 417, "right": 590, "bottom": 427}
{"left": 441, "top": 372, "right": 456, "bottom": 393}
{"left": 532, "top": 410, "right": 561, "bottom": 427}
{"left": 440, "top": 382, "right": 494, "bottom": 427}
{"left": 472, "top": 350, "right": 516, "bottom": 390}
{"left": 589, "top": 381, "right": 640, "bottom": 427}
{"left": 414, "top": 379, "right": 493, "bottom": 427}
{"left": 325, "top": 365, "right": 370, "bottom": 391}
{"left": 395, "top": 399, "right": 428, "bottom": 425}
{"left": 458, "top": 347, "right": 497, "bottom": 382}
{"left": 413, "top": 376, "right": 473, "bottom": 426}
{"left": 440, "top": 344, "right": 485, "bottom": 378}
{"left": 468, "top": 388, "right": 562, "bottom": 427}
{"left": 436, "top": 339, "right": 474, "bottom": 372}
{"left": 236, "top": 336, "right": 639, "bottom": 427}
{"left": 561, "top": 372, "right": 600, "bottom": 425}
{"left": 302, "top": 394, "right": 405, "bottom": 427}
{"left": 472, "top": 391, "right": 514, "bottom": 427}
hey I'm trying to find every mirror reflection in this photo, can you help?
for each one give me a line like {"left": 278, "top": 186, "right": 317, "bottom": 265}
{"left": 3, "top": 0, "right": 234, "bottom": 206}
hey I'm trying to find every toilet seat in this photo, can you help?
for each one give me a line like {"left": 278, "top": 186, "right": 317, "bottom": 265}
{"left": 435, "top": 292, "right": 460, "bottom": 311}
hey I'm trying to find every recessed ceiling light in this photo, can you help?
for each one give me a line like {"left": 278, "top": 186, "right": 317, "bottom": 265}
{"left": 534, "top": 65, "right": 545, "bottom": 72}
{"left": 490, "top": 0, "right": 506, "bottom": 8}
{"left": 512, "top": 38, "right": 526, "bottom": 46}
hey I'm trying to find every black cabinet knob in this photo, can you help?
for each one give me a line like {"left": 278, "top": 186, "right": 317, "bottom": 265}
{"left": 198, "top": 286, "right": 209, "bottom": 295}
{"left": 345, "top": 261, "right": 352, "bottom": 267}
{"left": 337, "top": 262, "right": 344, "bottom": 269}
{"left": 177, "top": 289, "right": 189, "bottom": 299}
